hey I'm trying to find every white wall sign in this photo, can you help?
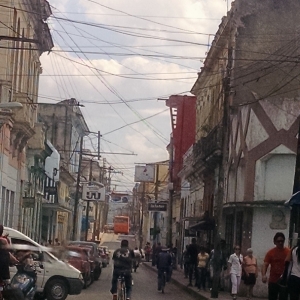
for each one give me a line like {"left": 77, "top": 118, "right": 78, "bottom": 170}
{"left": 134, "top": 165, "right": 155, "bottom": 182}
{"left": 82, "top": 182, "right": 105, "bottom": 201}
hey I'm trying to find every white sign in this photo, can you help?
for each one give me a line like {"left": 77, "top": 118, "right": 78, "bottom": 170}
{"left": 82, "top": 182, "right": 105, "bottom": 201}
{"left": 134, "top": 165, "right": 155, "bottom": 182}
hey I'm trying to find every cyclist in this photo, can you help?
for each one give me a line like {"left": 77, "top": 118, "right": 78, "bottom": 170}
{"left": 157, "top": 247, "right": 172, "bottom": 291}
{"left": 110, "top": 239, "right": 135, "bottom": 300}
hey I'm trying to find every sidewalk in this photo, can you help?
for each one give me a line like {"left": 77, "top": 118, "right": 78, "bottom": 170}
{"left": 142, "top": 262, "right": 266, "bottom": 300}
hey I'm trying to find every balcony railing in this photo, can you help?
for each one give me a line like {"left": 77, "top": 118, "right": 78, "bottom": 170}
{"left": 194, "top": 125, "right": 222, "bottom": 164}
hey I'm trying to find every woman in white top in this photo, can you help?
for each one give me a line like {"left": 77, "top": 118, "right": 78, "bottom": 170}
{"left": 227, "top": 245, "right": 243, "bottom": 300}
{"left": 285, "top": 240, "right": 300, "bottom": 300}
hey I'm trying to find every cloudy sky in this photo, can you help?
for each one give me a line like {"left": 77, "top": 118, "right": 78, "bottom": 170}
{"left": 39, "top": 0, "right": 229, "bottom": 192}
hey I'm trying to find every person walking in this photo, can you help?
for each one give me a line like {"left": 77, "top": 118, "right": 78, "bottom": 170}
{"left": 262, "top": 232, "right": 289, "bottom": 300}
{"left": 144, "top": 242, "right": 151, "bottom": 262}
{"left": 181, "top": 245, "right": 190, "bottom": 278}
{"left": 157, "top": 247, "right": 172, "bottom": 291}
{"left": 154, "top": 242, "right": 162, "bottom": 266}
{"left": 281, "top": 239, "right": 300, "bottom": 300}
{"left": 242, "top": 248, "right": 258, "bottom": 300}
{"left": 227, "top": 245, "right": 243, "bottom": 300}
{"left": 196, "top": 246, "right": 209, "bottom": 291}
{"left": 187, "top": 238, "right": 199, "bottom": 287}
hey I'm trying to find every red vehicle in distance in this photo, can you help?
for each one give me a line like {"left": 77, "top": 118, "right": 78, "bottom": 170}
{"left": 114, "top": 216, "right": 130, "bottom": 235}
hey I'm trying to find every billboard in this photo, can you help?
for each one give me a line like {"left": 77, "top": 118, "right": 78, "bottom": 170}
{"left": 134, "top": 164, "right": 155, "bottom": 182}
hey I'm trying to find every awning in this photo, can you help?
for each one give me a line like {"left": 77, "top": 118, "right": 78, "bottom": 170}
{"left": 285, "top": 191, "right": 300, "bottom": 207}
{"left": 189, "top": 216, "right": 215, "bottom": 231}
{"left": 42, "top": 203, "right": 72, "bottom": 213}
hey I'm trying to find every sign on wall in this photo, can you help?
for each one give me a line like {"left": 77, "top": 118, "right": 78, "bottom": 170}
{"left": 134, "top": 164, "right": 155, "bottom": 182}
{"left": 148, "top": 201, "right": 167, "bottom": 212}
{"left": 82, "top": 182, "right": 105, "bottom": 201}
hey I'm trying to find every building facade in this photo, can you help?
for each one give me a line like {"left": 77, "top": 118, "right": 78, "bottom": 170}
{"left": 166, "top": 95, "right": 196, "bottom": 253}
{"left": 189, "top": 0, "right": 300, "bottom": 296}
{"left": 0, "top": 0, "right": 53, "bottom": 232}
{"left": 38, "top": 99, "right": 89, "bottom": 242}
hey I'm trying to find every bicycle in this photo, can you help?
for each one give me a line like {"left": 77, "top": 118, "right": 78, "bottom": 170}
{"left": 116, "top": 273, "right": 126, "bottom": 300}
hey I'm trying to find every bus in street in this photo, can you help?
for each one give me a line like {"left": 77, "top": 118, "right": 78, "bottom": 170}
{"left": 114, "top": 215, "right": 130, "bottom": 235}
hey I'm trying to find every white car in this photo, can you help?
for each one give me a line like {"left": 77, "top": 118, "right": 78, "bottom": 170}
{"left": 4, "top": 227, "right": 84, "bottom": 300}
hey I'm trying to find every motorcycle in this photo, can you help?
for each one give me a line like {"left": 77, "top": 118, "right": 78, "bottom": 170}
{"left": 1, "top": 261, "right": 41, "bottom": 300}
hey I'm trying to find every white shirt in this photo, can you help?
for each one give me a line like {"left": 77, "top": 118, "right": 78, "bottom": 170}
{"left": 228, "top": 253, "right": 243, "bottom": 275}
{"left": 291, "top": 247, "right": 300, "bottom": 277}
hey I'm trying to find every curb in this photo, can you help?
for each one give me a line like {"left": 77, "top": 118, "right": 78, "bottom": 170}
{"left": 142, "top": 262, "right": 208, "bottom": 300}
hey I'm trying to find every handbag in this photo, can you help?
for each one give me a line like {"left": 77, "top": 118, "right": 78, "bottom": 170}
{"left": 241, "top": 269, "right": 247, "bottom": 281}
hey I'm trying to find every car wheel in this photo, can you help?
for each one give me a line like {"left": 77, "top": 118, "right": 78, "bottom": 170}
{"left": 45, "top": 278, "right": 68, "bottom": 300}
{"left": 84, "top": 271, "right": 93, "bottom": 288}
{"left": 94, "top": 266, "right": 101, "bottom": 281}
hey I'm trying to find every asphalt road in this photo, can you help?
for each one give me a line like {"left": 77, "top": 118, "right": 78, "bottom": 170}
{"left": 67, "top": 234, "right": 196, "bottom": 300}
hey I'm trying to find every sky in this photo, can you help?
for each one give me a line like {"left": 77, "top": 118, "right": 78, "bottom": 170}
{"left": 39, "top": 0, "right": 229, "bottom": 192}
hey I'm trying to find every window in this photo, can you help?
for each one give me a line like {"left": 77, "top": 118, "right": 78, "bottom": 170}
{"left": 0, "top": 187, "right": 6, "bottom": 224}
{"left": 4, "top": 189, "right": 10, "bottom": 225}
{"left": 9, "top": 191, "right": 15, "bottom": 227}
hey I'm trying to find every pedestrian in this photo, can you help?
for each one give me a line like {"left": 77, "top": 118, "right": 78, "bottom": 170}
{"left": 197, "top": 246, "right": 209, "bottom": 291}
{"left": 227, "top": 245, "right": 243, "bottom": 300}
{"left": 261, "top": 232, "right": 290, "bottom": 300}
{"left": 181, "top": 245, "right": 190, "bottom": 278}
{"left": 242, "top": 248, "right": 258, "bottom": 300}
{"left": 144, "top": 242, "right": 151, "bottom": 262}
{"left": 170, "top": 244, "right": 177, "bottom": 270}
{"left": 187, "top": 237, "right": 199, "bottom": 287}
{"left": 280, "top": 239, "right": 300, "bottom": 300}
{"left": 154, "top": 242, "right": 162, "bottom": 266}
{"left": 157, "top": 247, "right": 172, "bottom": 291}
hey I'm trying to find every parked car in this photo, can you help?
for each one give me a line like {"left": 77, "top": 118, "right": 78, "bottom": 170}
{"left": 98, "top": 247, "right": 108, "bottom": 267}
{"left": 65, "top": 246, "right": 92, "bottom": 288}
{"left": 68, "top": 241, "right": 102, "bottom": 280}
{"left": 4, "top": 227, "right": 84, "bottom": 300}
{"left": 99, "top": 245, "right": 110, "bottom": 265}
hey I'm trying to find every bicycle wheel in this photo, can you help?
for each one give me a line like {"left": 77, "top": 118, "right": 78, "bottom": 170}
{"left": 122, "top": 282, "right": 126, "bottom": 300}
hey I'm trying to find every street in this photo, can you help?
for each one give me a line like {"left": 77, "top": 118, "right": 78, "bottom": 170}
{"left": 68, "top": 233, "right": 196, "bottom": 300}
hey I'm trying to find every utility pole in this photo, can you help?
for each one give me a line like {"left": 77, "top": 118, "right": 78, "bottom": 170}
{"left": 139, "top": 182, "right": 145, "bottom": 249}
{"left": 85, "top": 159, "right": 93, "bottom": 241}
{"left": 72, "top": 136, "right": 83, "bottom": 241}
{"left": 154, "top": 164, "right": 159, "bottom": 243}
{"left": 168, "top": 137, "right": 174, "bottom": 246}
{"left": 211, "top": 34, "right": 233, "bottom": 300}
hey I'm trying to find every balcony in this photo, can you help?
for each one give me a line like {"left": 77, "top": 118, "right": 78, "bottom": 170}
{"left": 194, "top": 125, "right": 222, "bottom": 166}
{"left": 12, "top": 93, "right": 36, "bottom": 129}
{"left": 28, "top": 123, "right": 46, "bottom": 151}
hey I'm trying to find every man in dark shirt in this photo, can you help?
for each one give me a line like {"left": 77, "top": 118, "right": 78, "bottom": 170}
{"left": 187, "top": 237, "right": 199, "bottom": 287}
{"left": 110, "top": 239, "right": 135, "bottom": 300}
{"left": 157, "top": 247, "right": 172, "bottom": 291}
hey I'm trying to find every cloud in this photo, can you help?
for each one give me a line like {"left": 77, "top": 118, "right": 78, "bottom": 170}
{"left": 40, "top": 0, "right": 227, "bottom": 189}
